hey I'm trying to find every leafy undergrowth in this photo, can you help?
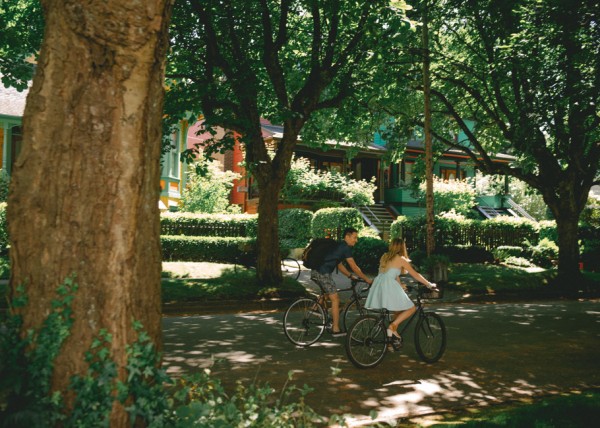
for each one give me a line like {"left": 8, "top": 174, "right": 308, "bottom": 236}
{"left": 422, "top": 390, "right": 600, "bottom": 427}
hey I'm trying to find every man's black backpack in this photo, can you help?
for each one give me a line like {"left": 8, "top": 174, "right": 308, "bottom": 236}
{"left": 302, "top": 238, "right": 339, "bottom": 270}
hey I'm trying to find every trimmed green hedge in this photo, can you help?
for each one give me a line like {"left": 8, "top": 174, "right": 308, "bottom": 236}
{"left": 161, "top": 212, "right": 258, "bottom": 238}
{"left": 161, "top": 236, "right": 255, "bottom": 262}
{"left": 311, "top": 208, "right": 363, "bottom": 239}
{"left": 352, "top": 237, "right": 388, "bottom": 274}
{"left": 391, "top": 215, "right": 539, "bottom": 251}
{"left": 278, "top": 209, "right": 313, "bottom": 249}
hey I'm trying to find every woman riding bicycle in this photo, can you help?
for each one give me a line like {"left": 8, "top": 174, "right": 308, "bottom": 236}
{"left": 365, "top": 238, "right": 437, "bottom": 345}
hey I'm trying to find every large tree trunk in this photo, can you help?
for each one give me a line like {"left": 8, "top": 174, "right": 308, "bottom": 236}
{"left": 7, "top": 0, "right": 173, "bottom": 424}
{"left": 255, "top": 177, "right": 284, "bottom": 285}
{"left": 545, "top": 180, "right": 589, "bottom": 283}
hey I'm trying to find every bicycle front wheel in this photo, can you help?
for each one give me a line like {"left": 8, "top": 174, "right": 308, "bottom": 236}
{"left": 345, "top": 316, "right": 387, "bottom": 369}
{"left": 283, "top": 298, "right": 325, "bottom": 347}
{"left": 414, "top": 312, "right": 446, "bottom": 363}
{"left": 342, "top": 297, "right": 365, "bottom": 333}
{"left": 281, "top": 257, "right": 301, "bottom": 280}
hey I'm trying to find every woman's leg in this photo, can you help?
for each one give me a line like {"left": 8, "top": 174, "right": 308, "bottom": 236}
{"left": 389, "top": 306, "right": 416, "bottom": 332}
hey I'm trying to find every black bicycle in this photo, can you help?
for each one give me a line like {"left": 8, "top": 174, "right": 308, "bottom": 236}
{"left": 234, "top": 252, "right": 302, "bottom": 281}
{"left": 345, "top": 283, "right": 446, "bottom": 368}
{"left": 282, "top": 277, "right": 370, "bottom": 347}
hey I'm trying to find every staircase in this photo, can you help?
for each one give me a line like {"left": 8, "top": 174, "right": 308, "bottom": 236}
{"left": 476, "top": 197, "right": 535, "bottom": 220}
{"left": 476, "top": 205, "right": 507, "bottom": 219}
{"left": 356, "top": 204, "right": 395, "bottom": 238}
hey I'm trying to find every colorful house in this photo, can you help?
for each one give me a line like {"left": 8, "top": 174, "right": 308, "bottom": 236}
{"left": 0, "top": 83, "right": 539, "bottom": 227}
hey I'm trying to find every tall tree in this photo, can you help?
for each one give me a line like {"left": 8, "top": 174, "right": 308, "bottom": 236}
{"left": 421, "top": 0, "right": 436, "bottom": 256}
{"left": 0, "top": 0, "right": 43, "bottom": 90}
{"left": 166, "top": 0, "right": 410, "bottom": 284}
{"left": 7, "top": 0, "right": 173, "bottom": 424}
{"left": 428, "top": 0, "right": 600, "bottom": 280}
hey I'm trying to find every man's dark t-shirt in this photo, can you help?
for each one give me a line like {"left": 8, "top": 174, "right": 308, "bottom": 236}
{"left": 317, "top": 241, "right": 353, "bottom": 274}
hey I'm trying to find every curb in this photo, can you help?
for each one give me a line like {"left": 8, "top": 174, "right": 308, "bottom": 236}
{"left": 160, "top": 289, "right": 600, "bottom": 316}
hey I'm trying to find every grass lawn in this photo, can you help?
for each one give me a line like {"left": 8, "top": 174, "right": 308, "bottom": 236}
{"left": 446, "top": 263, "right": 600, "bottom": 296}
{"left": 419, "top": 390, "right": 600, "bottom": 427}
{"left": 1, "top": 262, "right": 598, "bottom": 307}
{"left": 161, "top": 265, "right": 308, "bottom": 303}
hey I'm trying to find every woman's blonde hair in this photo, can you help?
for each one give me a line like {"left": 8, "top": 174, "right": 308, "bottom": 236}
{"left": 379, "top": 238, "right": 408, "bottom": 273}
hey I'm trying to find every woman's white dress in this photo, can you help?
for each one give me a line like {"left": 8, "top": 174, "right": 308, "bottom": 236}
{"left": 365, "top": 267, "right": 414, "bottom": 311}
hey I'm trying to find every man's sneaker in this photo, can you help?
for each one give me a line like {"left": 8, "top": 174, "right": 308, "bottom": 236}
{"left": 331, "top": 331, "right": 347, "bottom": 337}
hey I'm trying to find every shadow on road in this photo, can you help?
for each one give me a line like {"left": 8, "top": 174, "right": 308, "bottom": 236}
{"left": 162, "top": 300, "right": 600, "bottom": 426}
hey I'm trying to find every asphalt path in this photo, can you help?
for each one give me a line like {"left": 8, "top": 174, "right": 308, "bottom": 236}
{"left": 162, "top": 298, "right": 600, "bottom": 426}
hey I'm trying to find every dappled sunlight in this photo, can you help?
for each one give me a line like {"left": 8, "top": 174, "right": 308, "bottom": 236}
{"left": 161, "top": 300, "right": 600, "bottom": 424}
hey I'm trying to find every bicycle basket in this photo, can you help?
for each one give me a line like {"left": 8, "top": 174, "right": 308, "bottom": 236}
{"left": 421, "top": 287, "right": 443, "bottom": 299}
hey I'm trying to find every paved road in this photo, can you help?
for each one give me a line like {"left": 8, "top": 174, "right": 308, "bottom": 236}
{"left": 162, "top": 298, "right": 600, "bottom": 426}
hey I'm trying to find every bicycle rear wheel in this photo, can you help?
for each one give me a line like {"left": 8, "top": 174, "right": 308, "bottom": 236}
{"left": 345, "top": 315, "right": 387, "bottom": 369}
{"left": 414, "top": 312, "right": 446, "bottom": 363}
{"left": 283, "top": 298, "right": 325, "bottom": 346}
{"left": 342, "top": 297, "right": 364, "bottom": 333}
{"left": 281, "top": 257, "right": 301, "bottom": 280}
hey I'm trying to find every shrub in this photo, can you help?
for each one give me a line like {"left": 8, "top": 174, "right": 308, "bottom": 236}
{"left": 0, "top": 170, "right": 9, "bottom": 203}
{"left": 438, "top": 245, "right": 494, "bottom": 263}
{"left": 523, "top": 238, "right": 558, "bottom": 269}
{"left": 352, "top": 237, "right": 388, "bottom": 274}
{"left": 580, "top": 197, "right": 600, "bottom": 228}
{"left": 358, "top": 227, "right": 381, "bottom": 239}
{"left": 282, "top": 157, "right": 376, "bottom": 206}
{"left": 278, "top": 209, "right": 313, "bottom": 248}
{"left": 537, "top": 220, "right": 558, "bottom": 243}
{"left": 180, "top": 159, "right": 242, "bottom": 213}
{"left": 418, "top": 177, "right": 476, "bottom": 217}
{"left": 311, "top": 208, "right": 363, "bottom": 239}
{"left": 161, "top": 236, "right": 255, "bottom": 262}
{"left": 0, "top": 202, "right": 7, "bottom": 251}
{"left": 161, "top": 212, "right": 258, "bottom": 238}
{"left": 493, "top": 245, "right": 524, "bottom": 261}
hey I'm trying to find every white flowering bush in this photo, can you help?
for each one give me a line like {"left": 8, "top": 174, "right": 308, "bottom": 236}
{"left": 282, "top": 157, "right": 376, "bottom": 206}
{"left": 419, "top": 177, "right": 476, "bottom": 216}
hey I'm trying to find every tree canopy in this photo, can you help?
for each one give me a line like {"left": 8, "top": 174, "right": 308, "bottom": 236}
{"left": 165, "top": 0, "right": 412, "bottom": 283}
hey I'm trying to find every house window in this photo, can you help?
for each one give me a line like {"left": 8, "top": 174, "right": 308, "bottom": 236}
{"left": 321, "top": 160, "right": 343, "bottom": 173}
{"left": 402, "top": 161, "right": 414, "bottom": 185}
{"left": 440, "top": 167, "right": 465, "bottom": 181}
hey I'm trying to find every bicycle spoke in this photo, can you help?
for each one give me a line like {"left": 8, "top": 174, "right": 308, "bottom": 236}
{"left": 414, "top": 312, "right": 446, "bottom": 363}
{"left": 283, "top": 298, "right": 325, "bottom": 347}
{"left": 345, "top": 316, "right": 387, "bottom": 369}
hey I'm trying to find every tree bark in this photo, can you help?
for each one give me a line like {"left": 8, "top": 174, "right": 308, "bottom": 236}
{"left": 7, "top": 0, "right": 173, "bottom": 423}
{"left": 255, "top": 177, "right": 285, "bottom": 285}
{"left": 422, "top": 1, "right": 435, "bottom": 256}
{"left": 544, "top": 176, "right": 589, "bottom": 282}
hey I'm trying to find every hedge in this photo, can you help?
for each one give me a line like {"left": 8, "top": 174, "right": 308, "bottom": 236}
{"left": 390, "top": 215, "right": 539, "bottom": 252}
{"left": 278, "top": 209, "right": 313, "bottom": 249}
{"left": 352, "top": 237, "right": 388, "bottom": 274}
{"left": 161, "top": 236, "right": 255, "bottom": 263}
{"left": 160, "top": 212, "right": 258, "bottom": 238}
{"left": 311, "top": 208, "right": 363, "bottom": 239}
